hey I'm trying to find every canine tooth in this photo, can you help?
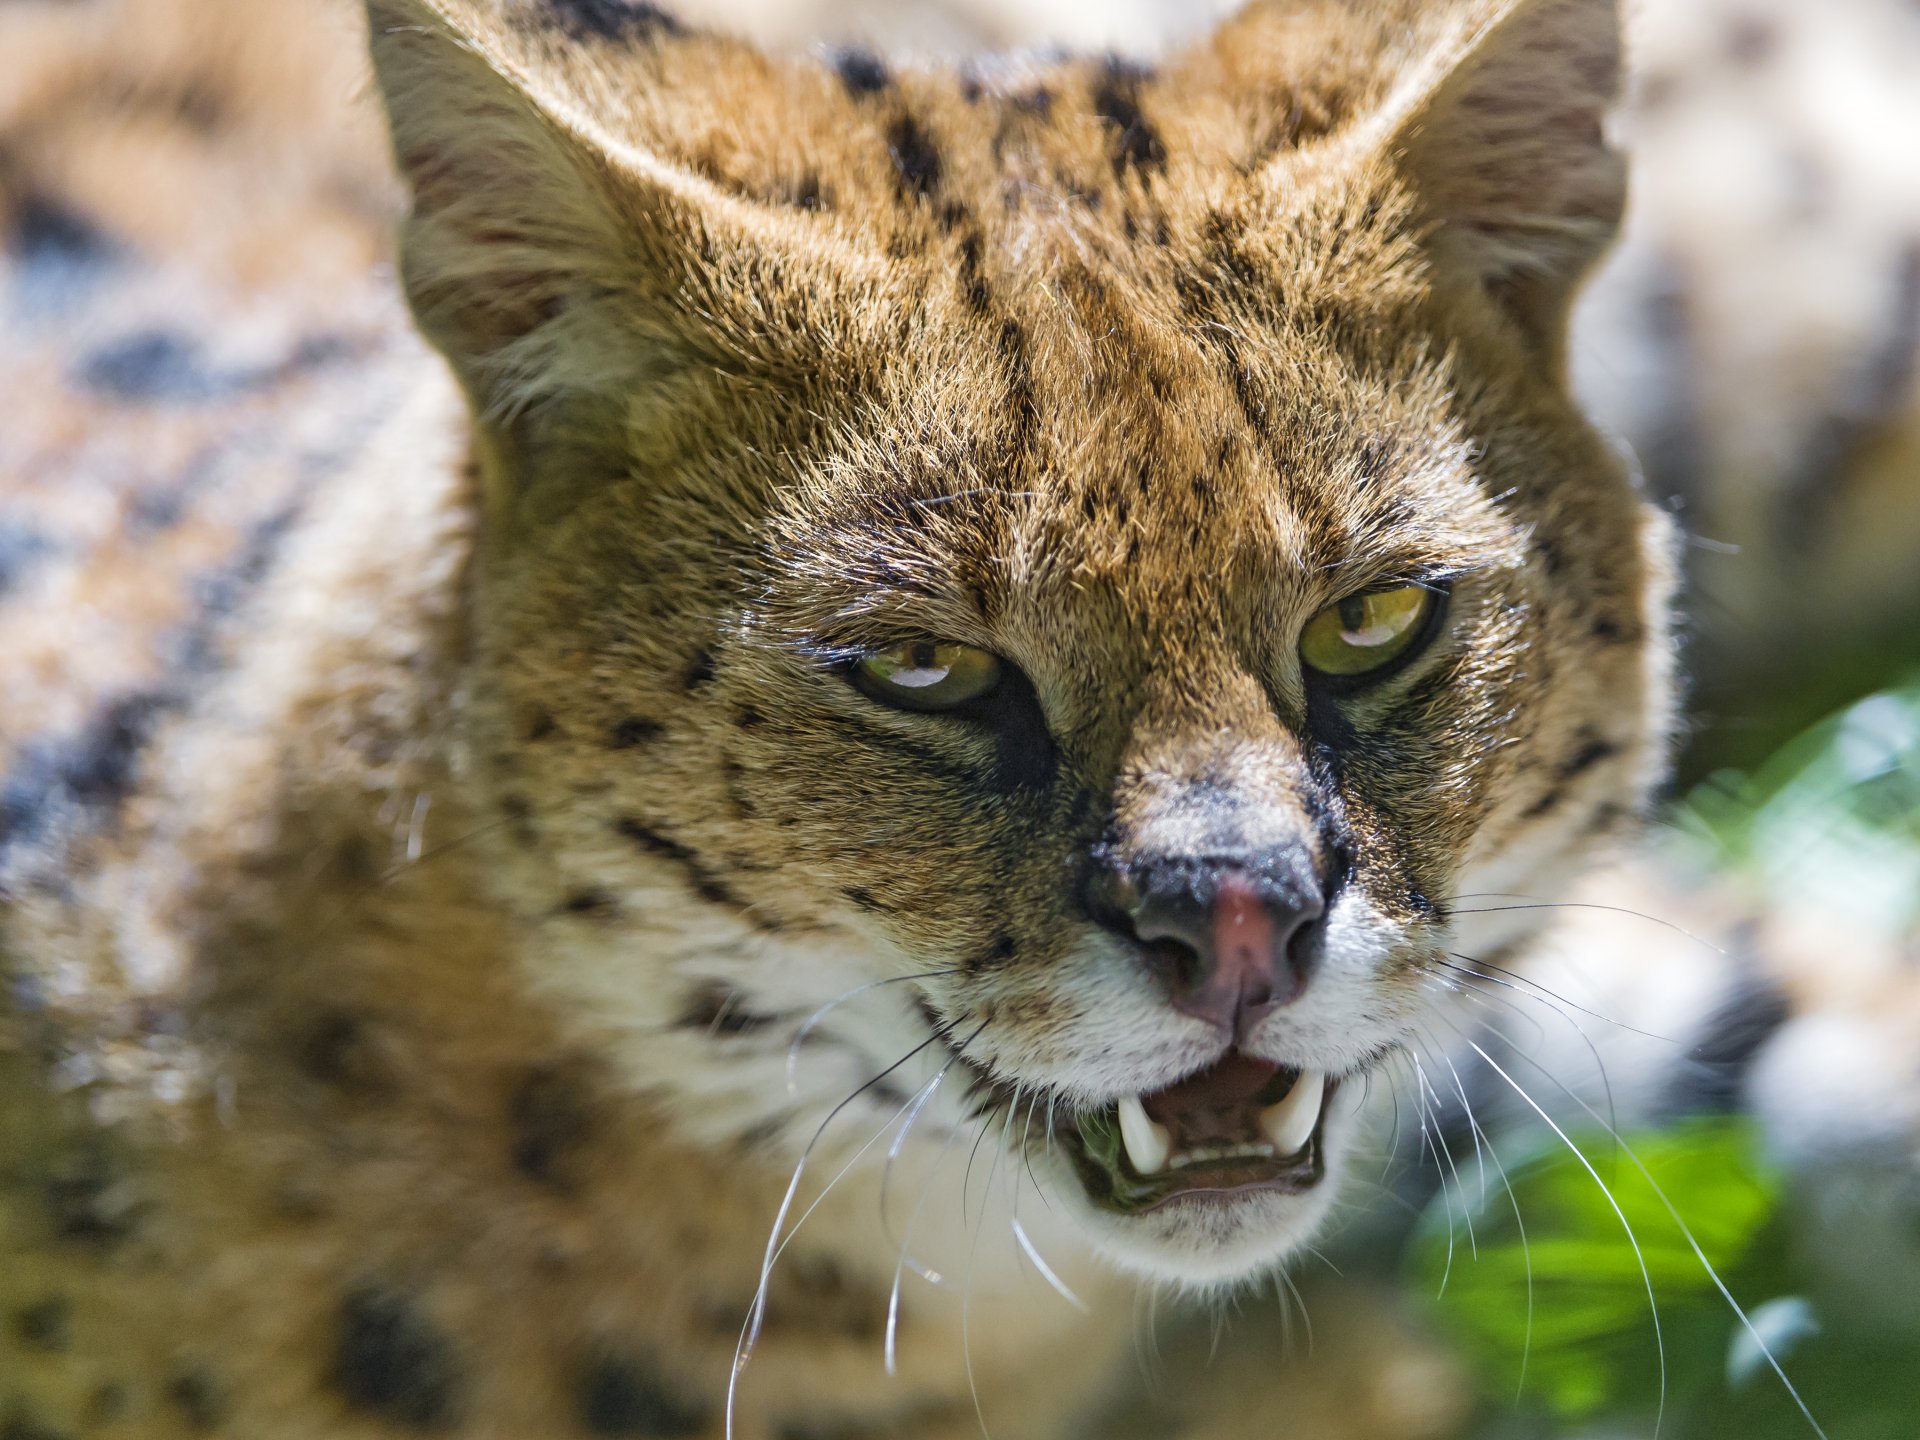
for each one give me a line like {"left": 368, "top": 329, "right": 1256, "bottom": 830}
{"left": 1260, "top": 1071, "right": 1325, "bottom": 1157}
{"left": 1117, "top": 1096, "right": 1171, "bottom": 1175}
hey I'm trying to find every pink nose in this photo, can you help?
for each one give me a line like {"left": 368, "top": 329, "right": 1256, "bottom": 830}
{"left": 1122, "top": 866, "right": 1324, "bottom": 1037}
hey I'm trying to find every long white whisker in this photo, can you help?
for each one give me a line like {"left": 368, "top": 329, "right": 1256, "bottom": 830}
{"left": 1465, "top": 1039, "right": 1669, "bottom": 1439}
{"left": 887, "top": 1115, "right": 968, "bottom": 1376}
{"left": 1011, "top": 1217, "right": 1089, "bottom": 1313}
{"left": 1417, "top": 1050, "right": 1479, "bottom": 1261}
{"left": 728, "top": 1021, "right": 958, "bottom": 1440}
{"left": 1495, "top": 1038, "right": 1832, "bottom": 1439}
{"left": 785, "top": 970, "right": 960, "bottom": 1095}
{"left": 1434, "top": 1034, "right": 1533, "bottom": 1400}
{"left": 962, "top": 1122, "right": 1008, "bottom": 1440}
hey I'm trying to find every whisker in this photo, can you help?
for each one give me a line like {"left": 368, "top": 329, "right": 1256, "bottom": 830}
{"left": 887, "top": 1114, "right": 969, "bottom": 1377}
{"left": 962, "top": 1128, "right": 1008, "bottom": 1440}
{"left": 1012, "top": 1216, "right": 1089, "bottom": 1313}
{"left": 1444, "top": 897, "right": 1727, "bottom": 956}
{"left": 786, "top": 969, "right": 963, "bottom": 1095}
{"left": 1492, "top": 1036, "right": 1832, "bottom": 1439}
{"left": 1447, "top": 952, "right": 1681, "bottom": 1044}
{"left": 1463, "top": 1038, "right": 1669, "bottom": 1439}
{"left": 1428, "top": 960, "right": 1625, "bottom": 1149}
{"left": 1414, "top": 1050, "right": 1478, "bottom": 1263}
{"left": 728, "top": 1018, "right": 962, "bottom": 1440}
{"left": 1431, "top": 1030, "right": 1533, "bottom": 1401}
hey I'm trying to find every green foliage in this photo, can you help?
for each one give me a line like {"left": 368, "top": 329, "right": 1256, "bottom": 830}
{"left": 1404, "top": 681, "right": 1920, "bottom": 1438}
{"left": 1408, "top": 1118, "right": 1783, "bottom": 1427}
{"left": 1674, "top": 678, "right": 1920, "bottom": 936}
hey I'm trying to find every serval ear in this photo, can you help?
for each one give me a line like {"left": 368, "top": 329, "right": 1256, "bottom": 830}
{"left": 365, "top": 0, "right": 875, "bottom": 526}
{"left": 1382, "top": 0, "right": 1627, "bottom": 354}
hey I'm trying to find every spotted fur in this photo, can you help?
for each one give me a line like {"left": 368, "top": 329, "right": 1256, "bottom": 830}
{"left": 2, "top": 0, "right": 1918, "bottom": 1436}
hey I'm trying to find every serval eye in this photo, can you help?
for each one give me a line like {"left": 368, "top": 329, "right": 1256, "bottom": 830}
{"left": 853, "top": 642, "right": 1004, "bottom": 712}
{"left": 1299, "top": 585, "right": 1439, "bottom": 680}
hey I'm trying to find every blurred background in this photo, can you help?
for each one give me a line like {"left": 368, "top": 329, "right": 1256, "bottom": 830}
{"left": 3, "top": 0, "right": 1917, "bottom": 1436}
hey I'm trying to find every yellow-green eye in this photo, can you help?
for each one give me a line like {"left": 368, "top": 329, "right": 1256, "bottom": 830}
{"left": 1299, "top": 585, "right": 1438, "bottom": 679}
{"left": 853, "top": 642, "right": 1004, "bottom": 712}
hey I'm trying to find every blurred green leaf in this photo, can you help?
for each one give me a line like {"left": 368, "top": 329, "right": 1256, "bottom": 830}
{"left": 1407, "top": 1118, "right": 1781, "bottom": 1425}
{"left": 1673, "top": 678, "right": 1920, "bottom": 934}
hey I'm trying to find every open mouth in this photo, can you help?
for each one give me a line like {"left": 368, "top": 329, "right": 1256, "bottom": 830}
{"left": 1064, "top": 1052, "right": 1334, "bottom": 1214}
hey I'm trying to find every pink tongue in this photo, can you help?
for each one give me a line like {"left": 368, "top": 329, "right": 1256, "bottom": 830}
{"left": 1141, "top": 1052, "right": 1281, "bottom": 1130}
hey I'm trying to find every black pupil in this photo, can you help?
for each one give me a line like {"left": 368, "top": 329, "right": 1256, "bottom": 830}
{"left": 1337, "top": 596, "right": 1369, "bottom": 634}
{"left": 910, "top": 642, "right": 939, "bottom": 670}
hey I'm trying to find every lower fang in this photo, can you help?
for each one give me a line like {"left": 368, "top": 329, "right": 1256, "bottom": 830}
{"left": 1117, "top": 1095, "right": 1171, "bottom": 1174}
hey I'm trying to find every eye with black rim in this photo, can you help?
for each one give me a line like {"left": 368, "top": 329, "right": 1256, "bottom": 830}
{"left": 1299, "top": 583, "right": 1448, "bottom": 687}
{"left": 850, "top": 641, "right": 1006, "bottom": 713}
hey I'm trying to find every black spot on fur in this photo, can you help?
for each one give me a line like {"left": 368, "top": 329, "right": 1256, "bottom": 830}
{"left": 980, "top": 933, "right": 1017, "bottom": 966}
{"left": 525, "top": 710, "right": 557, "bottom": 742}
{"left": 609, "top": 716, "right": 665, "bottom": 748}
{"left": 1665, "top": 972, "right": 1791, "bottom": 1115}
{"left": 1, "top": 1409, "right": 74, "bottom": 1440}
{"left": 734, "top": 705, "right": 765, "bottom": 729}
{"left": 681, "top": 649, "right": 717, "bottom": 690}
{"left": 510, "top": 1065, "right": 599, "bottom": 1189}
{"left": 0, "top": 690, "right": 166, "bottom": 851}
{"left": 832, "top": 47, "right": 891, "bottom": 96}
{"left": 841, "top": 886, "right": 886, "bottom": 913}
{"left": 297, "top": 1011, "right": 396, "bottom": 1097}
{"left": 15, "top": 1298, "right": 71, "bottom": 1352}
{"left": 9, "top": 190, "right": 120, "bottom": 315}
{"left": 677, "top": 982, "right": 776, "bottom": 1036}
{"left": 1555, "top": 736, "right": 1619, "bottom": 782}
{"left": 577, "top": 1351, "right": 709, "bottom": 1437}
{"left": 1090, "top": 58, "right": 1165, "bottom": 175}
{"left": 563, "top": 888, "right": 619, "bottom": 917}
{"left": 76, "top": 331, "right": 234, "bottom": 404}
{"left": 956, "top": 229, "right": 991, "bottom": 313}
{"left": 333, "top": 1288, "right": 466, "bottom": 1430}
{"left": 886, "top": 115, "right": 943, "bottom": 199}
{"left": 87, "top": 1385, "right": 132, "bottom": 1425}
{"left": 44, "top": 1142, "right": 141, "bottom": 1244}
{"left": 1, "top": 496, "right": 301, "bottom": 862}
{"left": 547, "top": 0, "right": 684, "bottom": 41}
{"left": 777, "top": 1257, "right": 886, "bottom": 1341}
{"left": 500, "top": 793, "right": 540, "bottom": 848}
{"left": 614, "top": 817, "right": 697, "bottom": 863}
{"left": 168, "top": 1365, "right": 228, "bottom": 1431}
{"left": 786, "top": 173, "right": 825, "bottom": 211}
{"left": 1012, "top": 85, "right": 1054, "bottom": 118}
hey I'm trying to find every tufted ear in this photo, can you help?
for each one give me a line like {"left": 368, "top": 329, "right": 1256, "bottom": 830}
{"left": 1382, "top": 0, "right": 1626, "bottom": 351}
{"left": 364, "top": 0, "right": 867, "bottom": 524}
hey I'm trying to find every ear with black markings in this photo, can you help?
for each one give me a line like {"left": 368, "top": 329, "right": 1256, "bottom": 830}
{"left": 364, "top": 0, "right": 863, "bottom": 522}
{"left": 1384, "top": 0, "right": 1626, "bottom": 351}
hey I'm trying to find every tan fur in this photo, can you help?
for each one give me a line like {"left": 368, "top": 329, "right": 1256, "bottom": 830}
{"left": 2, "top": 0, "right": 1918, "bottom": 1437}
